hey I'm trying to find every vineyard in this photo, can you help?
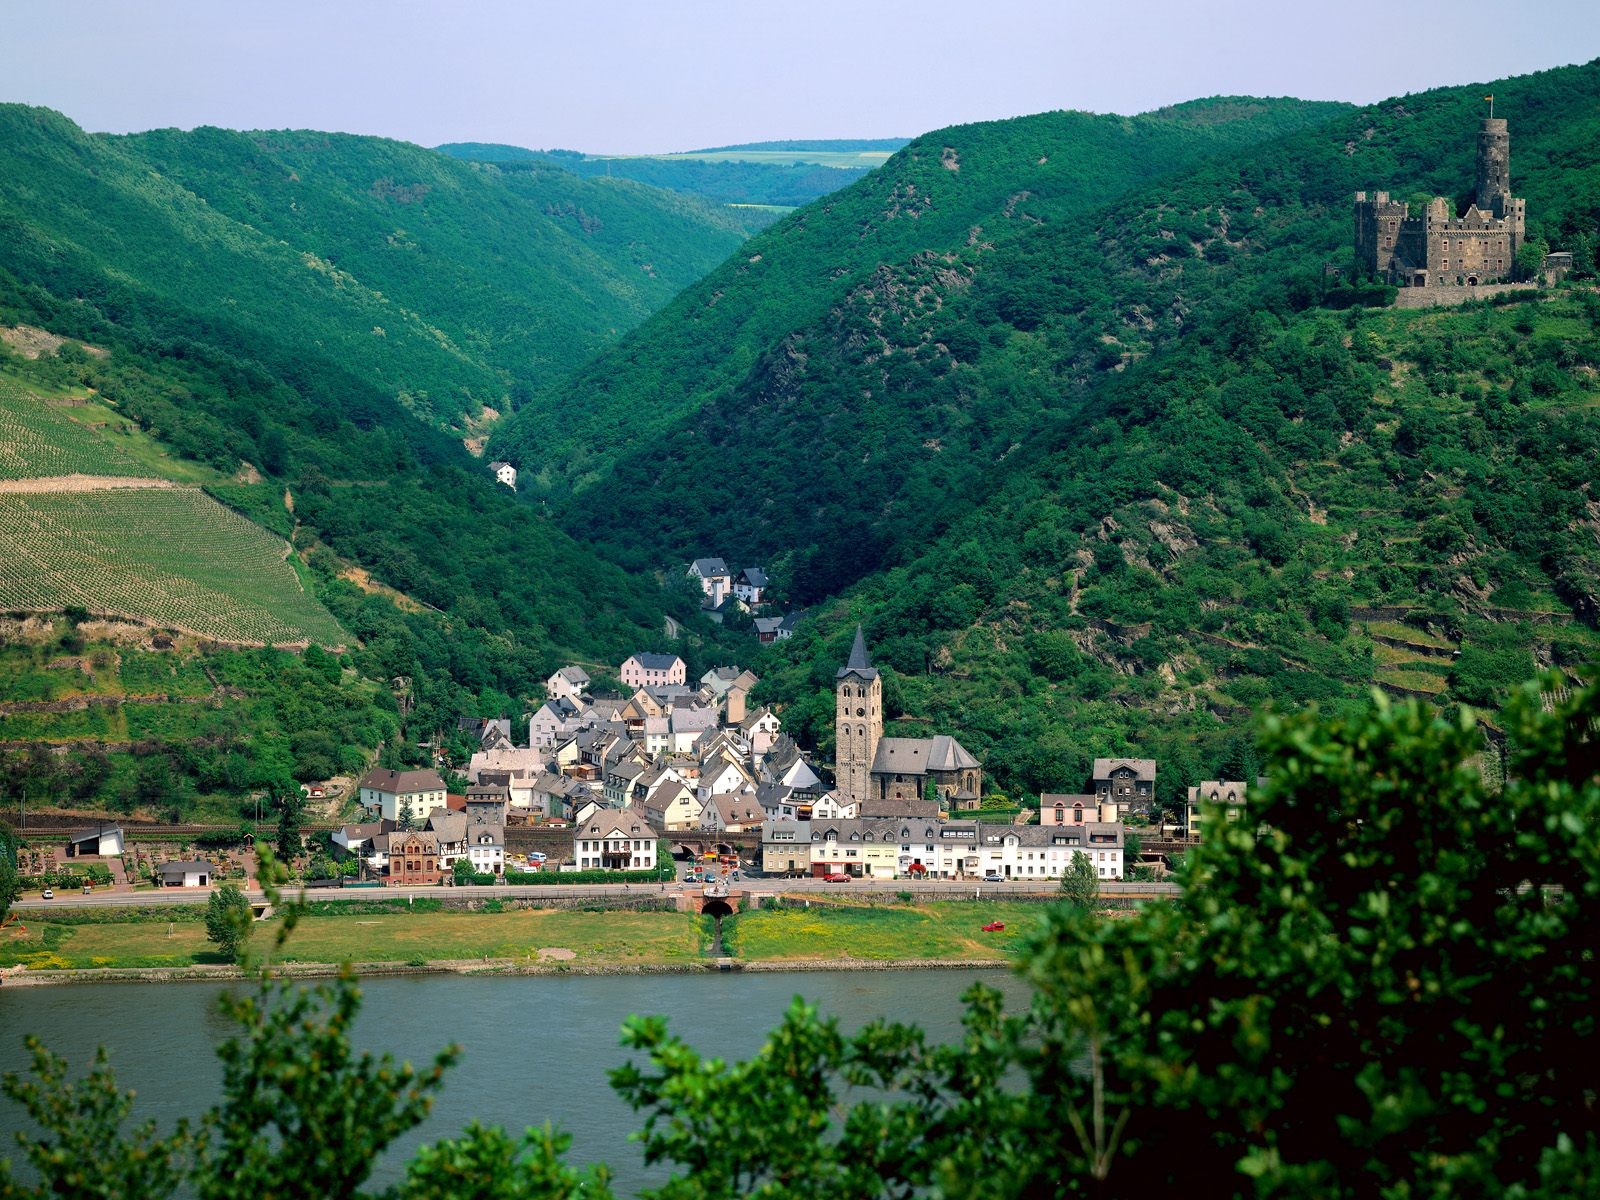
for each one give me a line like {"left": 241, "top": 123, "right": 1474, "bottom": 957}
{"left": 0, "top": 376, "right": 152, "bottom": 480}
{"left": 0, "top": 488, "right": 346, "bottom": 646}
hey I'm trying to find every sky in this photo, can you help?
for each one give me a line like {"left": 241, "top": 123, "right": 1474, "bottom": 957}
{"left": 2, "top": 0, "right": 1596, "bottom": 154}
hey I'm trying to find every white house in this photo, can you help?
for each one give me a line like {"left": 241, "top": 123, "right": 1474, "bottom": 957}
{"left": 688, "top": 558, "right": 731, "bottom": 606}
{"left": 733, "top": 566, "right": 768, "bottom": 605}
{"left": 156, "top": 860, "right": 216, "bottom": 888}
{"left": 574, "top": 806, "right": 657, "bottom": 871}
{"left": 809, "top": 790, "right": 857, "bottom": 820}
{"left": 488, "top": 460, "right": 517, "bottom": 490}
{"left": 358, "top": 767, "right": 449, "bottom": 824}
{"left": 738, "top": 706, "right": 782, "bottom": 758}
{"left": 65, "top": 822, "right": 124, "bottom": 858}
{"left": 466, "top": 747, "right": 545, "bottom": 808}
{"left": 545, "top": 665, "right": 590, "bottom": 702}
{"left": 530, "top": 696, "right": 585, "bottom": 750}
{"left": 467, "top": 826, "right": 505, "bottom": 876}
{"left": 619, "top": 652, "right": 686, "bottom": 689}
{"left": 425, "top": 811, "right": 468, "bottom": 867}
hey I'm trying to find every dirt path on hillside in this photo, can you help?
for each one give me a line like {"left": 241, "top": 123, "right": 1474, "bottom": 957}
{"left": 0, "top": 475, "right": 182, "bottom": 493}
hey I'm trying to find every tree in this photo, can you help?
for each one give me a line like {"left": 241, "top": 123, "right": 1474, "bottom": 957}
{"left": 204, "top": 883, "right": 252, "bottom": 963}
{"left": 398, "top": 795, "right": 416, "bottom": 832}
{"left": 0, "top": 1038, "right": 190, "bottom": 1199}
{"left": 452, "top": 857, "right": 476, "bottom": 886}
{"left": 272, "top": 782, "right": 305, "bottom": 863}
{"left": 0, "top": 821, "right": 21, "bottom": 925}
{"left": 5, "top": 678, "right": 1599, "bottom": 1197}
{"left": 1059, "top": 851, "right": 1100, "bottom": 909}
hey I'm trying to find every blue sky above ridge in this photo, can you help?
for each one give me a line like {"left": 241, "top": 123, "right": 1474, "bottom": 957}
{"left": 2, "top": 0, "right": 1596, "bottom": 153}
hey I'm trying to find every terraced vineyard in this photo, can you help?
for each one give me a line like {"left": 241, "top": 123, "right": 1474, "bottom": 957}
{"left": 0, "top": 376, "right": 151, "bottom": 480}
{"left": 0, "top": 489, "right": 345, "bottom": 646}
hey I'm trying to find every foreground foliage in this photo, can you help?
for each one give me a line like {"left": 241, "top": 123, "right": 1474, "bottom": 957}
{"left": 3, "top": 676, "right": 1596, "bottom": 1197}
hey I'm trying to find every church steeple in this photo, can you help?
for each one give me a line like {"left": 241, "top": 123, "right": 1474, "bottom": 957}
{"left": 838, "top": 624, "right": 878, "bottom": 680}
{"left": 835, "top": 624, "right": 882, "bottom": 805}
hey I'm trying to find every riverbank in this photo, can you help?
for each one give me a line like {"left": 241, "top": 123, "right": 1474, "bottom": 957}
{"left": 0, "top": 955, "right": 1014, "bottom": 987}
{"left": 0, "top": 899, "right": 1043, "bottom": 983}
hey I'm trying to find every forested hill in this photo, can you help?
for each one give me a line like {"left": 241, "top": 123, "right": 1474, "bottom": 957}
{"left": 505, "top": 69, "right": 1598, "bottom": 610}
{"left": 0, "top": 106, "right": 751, "bottom": 739}
{"left": 747, "top": 63, "right": 1600, "bottom": 801}
{"left": 487, "top": 95, "right": 1349, "bottom": 501}
{"left": 0, "top": 107, "right": 749, "bottom": 430}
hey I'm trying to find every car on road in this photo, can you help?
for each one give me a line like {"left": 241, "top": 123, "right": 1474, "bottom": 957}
{"left": 982, "top": 873, "right": 1004, "bottom": 882}
{"left": 529, "top": 852, "right": 547, "bottom": 863}
{"left": 982, "top": 921, "right": 1006, "bottom": 932}
{"left": 40, "top": 888, "right": 53, "bottom": 900}
{"left": 82, "top": 883, "right": 92, "bottom": 894}
{"left": 822, "top": 873, "right": 852, "bottom": 883}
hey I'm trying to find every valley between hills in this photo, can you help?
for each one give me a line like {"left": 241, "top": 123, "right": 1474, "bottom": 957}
{"left": 0, "top": 63, "right": 1595, "bottom": 827}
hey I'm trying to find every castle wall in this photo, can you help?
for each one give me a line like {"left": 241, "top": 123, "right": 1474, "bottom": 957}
{"left": 1392, "top": 281, "right": 1537, "bottom": 309}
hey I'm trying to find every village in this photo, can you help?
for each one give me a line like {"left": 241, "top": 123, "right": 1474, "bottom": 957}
{"left": 303, "top": 555, "right": 1252, "bottom": 891}
{"left": 15, "top": 565, "right": 1250, "bottom": 903}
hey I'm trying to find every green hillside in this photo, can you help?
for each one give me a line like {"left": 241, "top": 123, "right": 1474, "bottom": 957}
{"left": 738, "top": 63, "right": 1600, "bottom": 801}
{"left": 0, "top": 107, "right": 746, "bottom": 757}
{"left": 0, "top": 108, "right": 747, "bottom": 427}
{"left": 488, "top": 96, "right": 1350, "bottom": 509}
{"left": 0, "top": 621, "right": 399, "bottom": 821}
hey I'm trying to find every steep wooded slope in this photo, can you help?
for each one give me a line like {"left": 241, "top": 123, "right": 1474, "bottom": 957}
{"left": 489, "top": 96, "right": 1350, "bottom": 501}
{"left": 0, "top": 107, "right": 748, "bottom": 430}
{"left": 748, "top": 64, "right": 1600, "bottom": 802}
{"left": 0, "top": 107, "right": 746, "bottom": 745}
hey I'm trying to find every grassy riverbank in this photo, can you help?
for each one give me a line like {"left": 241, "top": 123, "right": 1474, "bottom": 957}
{"left": 0, "top": 899, "right": 1058, "bottom": 974}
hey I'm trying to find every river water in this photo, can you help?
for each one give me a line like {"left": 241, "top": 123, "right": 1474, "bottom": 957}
{"left": 0, "top": 968, "right": 1028, "bottom": 1194}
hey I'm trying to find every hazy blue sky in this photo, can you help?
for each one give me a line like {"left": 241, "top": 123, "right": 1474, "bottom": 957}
{"left": 2, "top": 0, "right": 1595, "bottom": 152}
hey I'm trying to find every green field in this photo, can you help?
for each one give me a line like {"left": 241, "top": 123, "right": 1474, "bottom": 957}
{"left": 0, "top": 901, "right": 1051, "bottom": 972}
{"left": 0, "top": 488, "right": 345, "bottom": 646}
{"left": 1, "top": 907, "right": 704, "bottom": 970}
{"left": 721, "top": 900, "right": 1043, "bottom": 961}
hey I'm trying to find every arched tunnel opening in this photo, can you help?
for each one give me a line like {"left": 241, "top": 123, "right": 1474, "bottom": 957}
{"left": 703, "top": 898, "right": 734, "bottom": 955}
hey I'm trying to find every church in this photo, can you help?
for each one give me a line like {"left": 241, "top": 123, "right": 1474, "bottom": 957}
{"left": 835, "top": 626, "right": 984, "bottom": 811}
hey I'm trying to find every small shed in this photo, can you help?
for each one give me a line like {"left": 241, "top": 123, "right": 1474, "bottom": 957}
{"left": 65, "top": 823, "right": 125, "bottom": 858}
{"left": 156, "top": 860, "right": 216, "bottom": 888}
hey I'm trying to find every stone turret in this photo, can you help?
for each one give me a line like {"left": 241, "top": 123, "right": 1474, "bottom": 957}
{"left": 1475, "top": 117, "right": 1511, "bottom": 212}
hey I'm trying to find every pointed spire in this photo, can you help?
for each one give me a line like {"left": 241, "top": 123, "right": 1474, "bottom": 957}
{"left": 837, "top": 623, "right": 879, "bottom": 680}
{"left": 848, "top": 624, "right": 870, "bottom": 670}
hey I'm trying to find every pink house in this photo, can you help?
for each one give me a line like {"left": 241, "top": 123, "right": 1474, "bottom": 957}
{"left": 619, "top": 652, "right": 686, "bottom": 689}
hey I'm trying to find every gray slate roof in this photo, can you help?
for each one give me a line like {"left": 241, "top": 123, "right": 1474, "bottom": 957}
{"left": 630, "top": 652, "right": 684, "bottom": 672}
{"left": 690, "top": 558, "right": 729, "bottom": 577}
{"left": 870, "top": 735, "right": 978, "bottom": 777}
{"left": 1093, "top": 758, "right": 1157, "bottom": 782}
{"left": 837, "top": 624, "right": 879, "bottom": 680}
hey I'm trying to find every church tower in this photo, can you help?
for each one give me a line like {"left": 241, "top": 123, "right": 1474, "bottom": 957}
{"left": 835, "top": 624, "right": 882, "bottom": 805}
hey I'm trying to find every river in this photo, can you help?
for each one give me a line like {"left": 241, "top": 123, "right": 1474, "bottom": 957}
{"left": 0, "top": 968, "right": 1029, "bottom": 1194}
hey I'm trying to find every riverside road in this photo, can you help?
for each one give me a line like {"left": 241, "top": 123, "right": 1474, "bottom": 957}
{"left": 12, "top": 878, "right": 1180, "bottom": 910}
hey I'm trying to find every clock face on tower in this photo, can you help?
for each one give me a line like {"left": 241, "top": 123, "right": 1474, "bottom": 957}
{"left": 856, "top": 707, "right": 865, "bottom": 717}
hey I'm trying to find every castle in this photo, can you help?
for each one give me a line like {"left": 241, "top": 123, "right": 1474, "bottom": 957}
{"left": 1354, "top": 116, "right": 1525, "bottom": 288}
{"left": 835, "top": 626, "right": 983, "bottom": 811}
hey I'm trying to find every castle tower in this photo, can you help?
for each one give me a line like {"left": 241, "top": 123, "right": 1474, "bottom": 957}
{"left": 1475, "top": 117, "right": 1510, "bottom": 213}
{"left": 835, "top": 624, "right": 882, "bottom": 805}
